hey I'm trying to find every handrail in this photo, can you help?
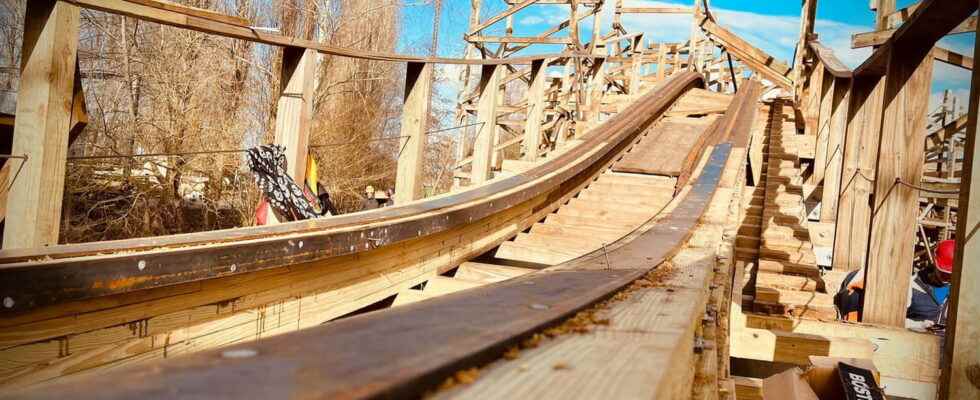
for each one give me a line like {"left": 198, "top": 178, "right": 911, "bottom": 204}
{"left": 9, "top": 82, "right": 761, "bottom": 399}
{"left": 0, "top": 72, "right": 705, "bottom": 316}
{"left": 64, "top": 0, "right": 592, "bottom": 65}
{"left": 807, "top": 40, "right": 852, "bottom": 78}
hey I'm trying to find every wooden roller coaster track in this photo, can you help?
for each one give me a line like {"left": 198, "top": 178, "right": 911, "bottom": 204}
{"left": 1, "top": 0, "right": 978, "bottom": 399}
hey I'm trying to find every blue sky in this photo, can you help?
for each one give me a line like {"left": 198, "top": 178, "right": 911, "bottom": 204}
{"left": 396, "top": 0, "right": 974, "bottom": 114}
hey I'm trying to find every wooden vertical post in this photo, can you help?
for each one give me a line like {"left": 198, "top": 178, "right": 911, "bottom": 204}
{"left": 863, "top": 47, "right": 934, "bottom": 326}
{"left": 792, "top": 0, "right": 817, "bottom": 101}
{"left": 4, "top": 0, "right": 79, "bottom": 249}
{"left": 803, "top": 63, "right": 824, "bottom": 138}
{"left": 395, "top": 62, "right": 432, "bottom": 204}
{"left": 523, "top": 59, "right": 546, "bottom": 162}
{"left": 940, "top": 25, "right": 980, "bottom": 398}
{"left": 833, "top": 76, "right": 886, "bottom": 271}
{"left": 585, "top": 58, "right": 606, "bottom": 123}
{"left": 273, "top": 47, "right": 316, "bottom": 183}
{"left": 810, "top": 70, "right": 834, "bottom": 188}
{"left": 818, "top": 77, "right": 850, "bottom": 222}
{"left": 657, "top": 44, "right": 667, "bottom": 81}
{"left": 629, "top": 56, "right": 642, "bottom": 99}
{"left": 689, "top": 0, "right": 703, "bottom": 72}
{"left": 471, "top": 64, "right": 500, "bottom": 185}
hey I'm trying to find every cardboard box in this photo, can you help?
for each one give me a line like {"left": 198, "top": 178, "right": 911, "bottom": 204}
{"left": 762, "top": 356, "right": 884, "bottom": 400}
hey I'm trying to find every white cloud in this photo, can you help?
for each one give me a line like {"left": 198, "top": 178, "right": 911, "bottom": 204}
{"left": 520, "top": 15, "right": 545, "bottom": 26}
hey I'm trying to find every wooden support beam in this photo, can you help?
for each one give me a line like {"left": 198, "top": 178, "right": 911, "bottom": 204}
{"left": 471, "top": 64, "right": 501, "bottom": 185}
{"left": 617, "top": 6, "right": 692, "bottom": 13}
{"left": 585, "top": 58, "right": 606, "bottom": 122}
{"left": 699, "top": 17, "right": 792, "bottom": 89}
{"left": 466, "top": 36, "right": 573, "bottom": 44}
{"left": 792, "top": 0, "right": 818, "bottom": 100}
{"left": 811, "top": 69, "right": 834, "bottom": 187}
{"left": 395, "top": 62, "right": 432, "bottom": 204}
{"left": 273, "top": 48, "right": 315, "bottom": 184}
{"left": 468, "top": 0, "right": 539, "bottom": 35}
{"left": 819, "top": 77, "right": 850, "bottom": 222}
{"left": 852, "top": 17, "right": 977, "bottom": 49}
{"left": 940, "top": 27, "right": 980, "bottom": 399}
{"left": 4, "top": 0, "right": 79, "bottom": 249}
{"left": 933, "top": 46, "right": 974, "bottom": 70}
{"left": 833, "top": 76, "right": 886, "bottom": 271}
{"left": 523, "top": 59, "right": 546, "bottom": 162}
{"left": 864, "top": 46, "right": 934, "bottom": 327}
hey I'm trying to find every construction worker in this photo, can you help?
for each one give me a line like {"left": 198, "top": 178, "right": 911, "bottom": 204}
{"left": 834, "top": 240, "right": 956, "bottom": 333}
{"left": 361, "top": 185, "right": 378, "bottom": 211}
{"left": 905, "top": 240, "right": 955, "bottom": 332}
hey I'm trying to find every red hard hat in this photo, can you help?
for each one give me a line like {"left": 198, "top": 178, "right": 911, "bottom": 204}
{"left": 935, "top": 240, "right": 956, "bottom": 273}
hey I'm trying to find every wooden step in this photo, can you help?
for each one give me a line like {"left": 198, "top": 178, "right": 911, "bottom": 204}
{"left": 759, "top": 246, "right": 817, "bottom": 265}
{"left": 530, "top": 222, "right": 623, "bottom": 241}
{"left": 753, "top": 286, "right": 836, "bottom": 319}
{"left": 556, "top": 204, "right": 653, "bottom": 224}
{"left": 565, "top": 197, "right": 665, "bottom": 215}
{"left": 576, "top": 190, "right": 673, "bottom": 207}
{"left": 596, "top": 172, "right": 677, "bottom": 187}
{"left": 513, "top": 231, "right": 604, "bottom": 250}
{"left": 736, "top": 235, "right": 760, "bottom": 249}
{"left": 585, "top": 180, "right": 675, "bottom": 197}
{"left": 544, "top": 213, "right": 636, "bottom": 231}
{"left": 757, "top": 259, "right": 820, "bottom": 278}
{"left": 494, "top": 240, "right": 588, "bottom": 266}
{"left": 455, "top": 262, "right": 534, "bottom": 284}
{"left": 422, "top": 276, "right": 483, "bottom": 297}
{"left": 392, "top": 289, "right": 428, "bottom": 307}
{"left": 755, "top": 271, "right": 824, "bottom": 292}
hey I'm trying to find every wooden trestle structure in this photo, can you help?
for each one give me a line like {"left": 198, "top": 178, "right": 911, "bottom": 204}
{"left": 0, "top": 0, "right": 977, "bottom": 399}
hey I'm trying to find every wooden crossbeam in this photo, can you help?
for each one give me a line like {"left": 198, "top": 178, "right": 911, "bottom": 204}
{"left": 932, "top": 46, "right": 974, "bottom": 70}
{"left": 467, "top": 36, "right": 572, "bottom": 44}
{"left": 698, "top": 17, "right": 792, "bottom": 89}
{"left": 851, "top": 16, "right": 977, "bottom": 49}
{"left": 469, "top": 0, "right": 539, "bottom": 36}
{"left": 617, "top": 6, "right": 692, "bottom": 14}
{"left": 121, "top": 0, "right": 249, "bottom": 26}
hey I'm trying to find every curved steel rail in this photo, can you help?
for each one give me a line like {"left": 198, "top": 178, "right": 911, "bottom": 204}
{"left": 9, "top": 80, "right": 761, "bottom": 399}
{"left": 0, "top": 72, "right": 704, "bottom": 315}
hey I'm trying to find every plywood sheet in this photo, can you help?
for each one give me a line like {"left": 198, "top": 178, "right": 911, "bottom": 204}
{"left": 613, "top": 116, "right": 719, "bottom": 176}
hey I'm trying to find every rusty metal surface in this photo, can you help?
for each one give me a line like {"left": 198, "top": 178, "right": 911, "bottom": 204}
{"left": 0, "top": 72, "right": 703, "bottom": 314}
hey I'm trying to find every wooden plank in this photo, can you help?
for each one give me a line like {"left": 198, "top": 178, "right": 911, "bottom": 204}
{"left": 810, "top": 70, "right": 834, "bottom": 188}
{"left": 733, "top": 376, "right": 763, "bottom": 400}
{"left": 818, "top": 77, "right": 850, "bottom": 221}
{"left": 864, "top": 46, "right": 934, "bottom": 326}
{"left": 3, "top": 0, "right": 79, "bottom": 249}
{"left": 422, "top": 276, "right": 482, "bottom": 297}
{"left": 471, "top": 65, "right": 501, "bottom": 185}
{"left": 467, "top": 0, "right": 538, "bottom": 35}
{"left": 613, "top": 117, "right": 716, "bottom": 175}
{"left": 395, "top": 62, "right": 432, "bottom": 204}
{"left": 618, "top": 6, "right": 692, "bottom": 13}
{"left": 392, "top": 289, "right": 428, "bottom": 307}
{"left": 273, "top": 48, "right": 315, "bottom": 184}
{"left": 466, "top": 36, "right": 573, "bottom": 44}
{"left": 454, "top": 262, "right": 532, "bottom": 284}
{"left": 932, "top": 46, "right": 973, "bottom": 70}
{"left": 854, "top": 1, "right": 976, "bottom": 75}
{"left": 122, "top": 0, "right": 249, "bottom": 26}
{"left": 698, "top": 17, "right": 791, "bottom": 88}
{"left": 940, "top": 29, "right": 980, "bottom": 399}
{"left": 832, "top": 76, "right": 885, "bottom": 271}
{"left": 523, "top": 60, "right": 546, "bottom": 162}
{"left": 852, "top": 16, "right": 977, "bottom": 48}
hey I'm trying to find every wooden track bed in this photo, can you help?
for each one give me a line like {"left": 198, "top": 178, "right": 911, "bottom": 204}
{"left": 7, "top": 81, "right": 762, "bottom": 398}
{"left": 0, "top": 73, "right": 722, "bottom": 389}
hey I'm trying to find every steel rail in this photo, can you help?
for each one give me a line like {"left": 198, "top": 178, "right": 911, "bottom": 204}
{"left": 7, "top": 77, "right": 759, "bottom": 397}
{"left": 0, "top": 72, "right": 704, "bottom": 315}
